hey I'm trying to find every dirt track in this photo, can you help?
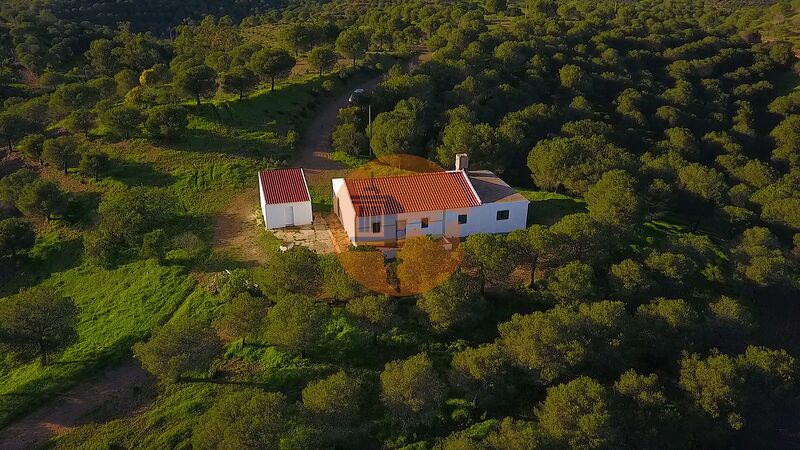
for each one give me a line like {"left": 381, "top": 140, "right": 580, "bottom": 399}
{"left": 0, "top": 359, "right": 154, "bottom": 450}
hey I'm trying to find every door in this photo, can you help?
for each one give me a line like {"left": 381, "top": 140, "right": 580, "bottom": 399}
{"left": 396, "top": 219, "right": 406, "bottom": 242}
{"left": 285, "top": 205, "right": 294, "bottom": 226}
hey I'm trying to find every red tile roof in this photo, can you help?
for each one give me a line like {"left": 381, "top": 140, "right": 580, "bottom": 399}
{"left": 344, "top": 171, "right": 481, "bottom": 217}
{"left": 259, "top": 168, "right": 310, "bottom": 205}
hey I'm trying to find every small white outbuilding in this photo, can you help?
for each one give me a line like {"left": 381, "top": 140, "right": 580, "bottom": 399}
{"left": 258, "top": 168, "right": 313, "bottom": 229}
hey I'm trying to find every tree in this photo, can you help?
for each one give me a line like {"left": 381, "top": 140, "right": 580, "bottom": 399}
{"left": 220, "top": 67, "right": 259, "bottom": 100}
{"left": 249, "top": 49, "right": 295, "bottom": 91}
{"left": 0, "top": 218, "right": 35, "bottom": 259}
{"left": 64, "top": 109, "right": 95, "bottom": 135}
{"left": 214, "top": 293, "right": 267, "bottom": 345}
{"left": 0, "top": 112, "right": 30, "bottom": 154}
{"left": 0, "top": 169, "right": 36, "bottom": 205}
{"left": 677, "top": 163, "right": 726, "bottom": 230}
{"left": 0, "top": 286, "right": 77, "bottom": 365}
{"left": 450, "top": 343, "right": 511, "bottom": 406}
{"left": 345, "top": 294, "right": 394, "bottom": 335}
{"left": 546, "top": 261, "right": 593, "bottom": 302}
{"left": 508, "top": 225, "right": 554, "bottom": 288}
{"left": 549, "top": 213, "right": 606, "bottom": 264}
{"left": 635, "top": 298, "right": 699, "bottom": 362}
{"left": 613, "top": 370, "right": 684, "bottom": 448}
{"left": 559, "top": 64, "right": 587, "bottom": 91}
{"left": 461, "top": 233, "right": 513, "bottom": 294}
{"left": 731, "top": 227, "right": 789, "bottom": 286}
{"left": 536, "top": 376, "right": 616, "bottom": 449}
{"left": 370, "top": 98, "right": 426, "bottom": 158}
{"left": 175, "top": 65, "right": 217, "bottom": 105}
{"left": 320, "top": 253, "right": 363, "bottom": 301}
{"left": 133, "top": 318, "right": 222, "bottom": 382}
{"left": 18, "top": 133, "right": 45, "bottom": 164}
{"left": 527, "top": 136, "right": 633, "bottom": 194}
{"left": 139, "top": 64, "right": 170, "bottom": 87}
{"left": 308, "top": 46, "right": 338, "bottom": 76}
{"left": 335, "top": 27, "right": 369, "bottom": 66}
{"left": 100, "top": 105, "right": 145, "bottom": 139}
{"left": 380, "top": 353, "right": 446, "bottom": 430}
{"left": 264, "top": 294, "right": 326, "bottom": 354}
{"left": 486, "top": 418, "right": 553, "bottom": 450}
{"left": 42, "top": 135, "right": 79, "bottom": 175}
{"left": 144, "top": 105, "right": 188, "bottom": 140}
{"left": 396, "top": 235, "right": 460, "bottom": 294}
{"left": 16, "top": 180, "right": 67, "bottom": 220}
{"left": 78, "top": 151, "right": 109, "bottom": 181}
{"left": 302, "top": 371, "right": 362, "bottom": 427}
{"left": 609, "top": 259, "right": 651, "bottom": 298}
{"left": 485, "top": 0, "right": 508, "bottom": 13}
{"left": 193, "top": 390, "right": 289, "bottom": 450}
{"left": 417, "top": 272, "right": 483, "bottom": 331}
{"left": 332, "top": 123, "right": 368, "bottom": 156}
{"left": 114, "top": 69, "right": 140, "bottom": 96}
{"left": 679, "top": 346, "right": 798, "bottom": 431}
{"left": 48, "top": 83, "right": 100, "bottom": 116}
{"left": 262, "top": 246, "right": 322, "bottom": 296}
{"left": 436, "top": 120, "right": 497, "bottom": 169}
{"left": 498, "top": 301, "right": 627, "bottom": 383}
{"left": 280, "top": 23, "right": 312, "bottom": 56}
{"left": 585, "top": 170, "right": 642, "bottom": 226}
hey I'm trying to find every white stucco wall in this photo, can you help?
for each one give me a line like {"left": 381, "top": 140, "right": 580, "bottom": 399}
{"left": 332, "top": 178, "right": 357, "bottom": 243}
{"left": 263, "top": 200, "right": 312, "bottom": 229}
{"left": 345, "top": 201, "right": 529, "bottom": 245}
{"left": 442, "top": 201, "right": 529, "bottom": 237}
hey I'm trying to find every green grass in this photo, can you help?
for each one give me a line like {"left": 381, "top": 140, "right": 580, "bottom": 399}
{"left": 0, "top": 260, "right": 216, "bottom": 428}
{"left": 516, "top": 188, "right": 588, "bottom": 226}
{"left": 52, "top": 382, "right": 221, "bottom": 450}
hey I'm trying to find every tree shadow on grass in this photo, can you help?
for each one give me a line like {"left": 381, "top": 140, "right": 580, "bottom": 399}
{"left": 106, "top": 160, "right": 176, "bottom": 187}
{"left": 64, "top": 191, "right": 101, "bottom": 227}
{"left": 0, "top": 237, "right": 83, "bottom": 296}
{"left": 168, "top": 127, "right": 291, "bottom": 160}
{"left": 526, "top": 198, "right": 588, "bottom": 226}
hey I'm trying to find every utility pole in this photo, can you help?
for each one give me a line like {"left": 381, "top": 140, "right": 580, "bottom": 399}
{"left": 368, "top": 102, "right": 373, "bottom": 158}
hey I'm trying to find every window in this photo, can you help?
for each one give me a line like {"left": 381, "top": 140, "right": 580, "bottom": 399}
{"left": 372, "top": 221, "right": 381, "bottom": 233}
{"left": 497, "top": 210, "right": 510, "bottom": 221}
{"left": 421, "top": 218, "right": 429, "bottom": 229}
{"left": 458, "top": 214, "right": 468, "bottom": 224}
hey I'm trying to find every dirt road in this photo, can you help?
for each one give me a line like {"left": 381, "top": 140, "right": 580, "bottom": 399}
{"left": 293, "top": 73, "right": 384, "bottom": 173}
{"left": 0, "top": 359, "right": 154, "bottom": 450}
{"left": 294, "top": 50, "right": 429, "bottom": 174}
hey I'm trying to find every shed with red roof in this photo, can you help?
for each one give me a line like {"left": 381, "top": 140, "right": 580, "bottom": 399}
{"left": 258, "top": 168, "right": 313, "bottom": 229}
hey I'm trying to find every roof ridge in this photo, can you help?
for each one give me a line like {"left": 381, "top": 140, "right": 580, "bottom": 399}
{"left": 344, "top": 170, "right": 459, "bottom": 182}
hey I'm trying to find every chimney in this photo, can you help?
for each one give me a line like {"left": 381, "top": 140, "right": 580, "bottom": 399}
{"left": 455, "top": 153, "right": 469, "bottom": 171}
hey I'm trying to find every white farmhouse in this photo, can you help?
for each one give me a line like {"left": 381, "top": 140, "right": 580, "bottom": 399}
{"left": 331, "top": 155, "right": 529, "bottom": 247}
{"left": 258, "top": 168, "right": 313, "bottom": 229}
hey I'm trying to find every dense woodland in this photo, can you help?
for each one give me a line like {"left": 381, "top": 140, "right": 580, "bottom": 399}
{"left": 1, "top": 0, "right": 800, "bottom": 448}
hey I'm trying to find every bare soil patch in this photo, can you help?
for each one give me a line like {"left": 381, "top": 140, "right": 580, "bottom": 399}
{"left": 0, "top": 359, "right": 154, "bottom": 450}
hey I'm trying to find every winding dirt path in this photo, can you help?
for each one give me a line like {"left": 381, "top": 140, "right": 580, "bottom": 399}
{"left": 294, "top": 50, "right": 430, "bottom": 176}
{"left": 0, "top": 359, "right": 154, "bottom": 450}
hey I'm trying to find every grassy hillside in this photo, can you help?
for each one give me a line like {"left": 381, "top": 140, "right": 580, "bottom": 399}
{"left": 0, "top": 260, "right": 217, "bottom": 428}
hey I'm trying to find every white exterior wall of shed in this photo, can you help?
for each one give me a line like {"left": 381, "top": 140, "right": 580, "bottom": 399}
{"left": 263, "top": 200, "right": 313, "bottom": 229}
